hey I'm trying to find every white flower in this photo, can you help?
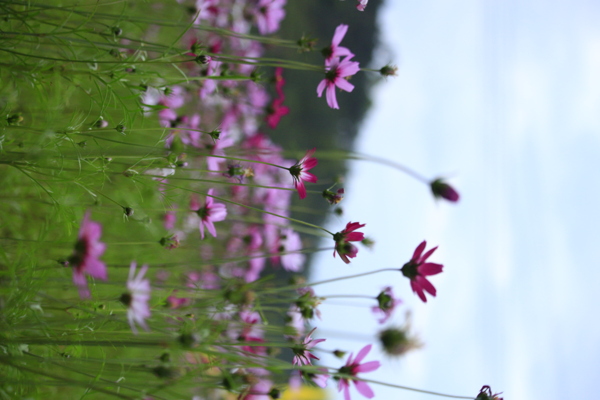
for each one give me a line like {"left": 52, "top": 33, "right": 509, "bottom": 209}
{"left": 121, "top": 262, "right": 151, "bottom": 334}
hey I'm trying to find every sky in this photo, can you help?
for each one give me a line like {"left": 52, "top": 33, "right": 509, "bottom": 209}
{"left": 310, "top": 1, "right": 600, "bottom": 399}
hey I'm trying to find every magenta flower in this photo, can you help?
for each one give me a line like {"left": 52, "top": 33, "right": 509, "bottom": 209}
{"left": 317, "top": 56, "right": 360, "bottom": 109}
{"left": 333, "top": 221, "right": 365, "bottom": 264}
{"left": 190, "top": 189, "right": 227, "bottom": 239}
{"left": 322, "top": 25, "right": 353, "bottom": 61}
{"left": 337, "top": 344, "right": 381, "bottom": 400}
{"left": 289, "top": 148, "right": 318, "bottom": 199}
{"left": 67, "top": 212, "right": 107, "bottom": 298}
{"left": 292, "top": 327, "right": 326, "bottom": 366}
{"left": 400, "top": 241, "right": 444, "bottom": 302}
{"left": 371, "top": 286, "right": 402, "bottom": 324}
{"left": 356, "top": 0, "right": 368, "bottom": 11}
{"left": 121, "top": 262, "right": 151, "bottom": 334}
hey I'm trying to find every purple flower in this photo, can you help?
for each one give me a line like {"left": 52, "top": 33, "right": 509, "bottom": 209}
{"left": 356, "top": 0, "right": 368, "bottom": 11}
{"left": 337, "top": 344, "right": 381, "bottom": 400}
{"left": 121, "top": 262, "right": 151, "bottom": 334}
{"left": 292, "top": 327, "right": 326, "bottom": 366}
{"left": 400, "top": 241, "right": 444, "bottom": 302}
{"left": 190, "top": 189, "right": 227, "bottom": 239}
{"left": 317, "top": 56, "right": 360, "bottom": 109}
{"left": 68, "top": 212, "right": 107, "bottom": 298}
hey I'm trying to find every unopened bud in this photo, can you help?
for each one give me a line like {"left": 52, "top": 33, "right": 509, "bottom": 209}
{"left": 379, "top": 64, "right": 398, "bottom": 77}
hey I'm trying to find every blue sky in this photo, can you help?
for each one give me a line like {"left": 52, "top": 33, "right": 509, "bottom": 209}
{"left": 310, "top": 1, "right": 600, "bottom": 399}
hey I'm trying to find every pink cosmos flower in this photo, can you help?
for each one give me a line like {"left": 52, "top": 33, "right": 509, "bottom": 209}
{"left": 322, "top": 25, "right": 353, "bottom": 61}
{"left": 333, "top": 222, "right": 365, "bottom": 264}
{"left": 121, "top": 262, "right": 151, "bottom": 334}
{"left": 371, "top": 286, "right": 402, "bottom": 324}
{"left": 356, "top": 0, "right": 368, "bottom": 11}
{"left": 400, "top": 241, "right": 444, "bottom": 302}
{"left": 67, "top": 212, "right": 108, "bottom": 298}
{"left": 289, "top": 148, "right": 318, "bottom": 199}
{"left": 253, "top": 0, "right": 286, "bottom": 35}
{"left": 292, "top": 327, "right": 326, "bottom": 366}
{"left": 337, "top": 344, "right": 381, "bottom": 400}
{"left": 241, "top": 379, "right": 273, "bottom": 400}
{"left": 190, "top": 189, "right": 227, "bottom": 239}
{"left": 265, "top": 97, "right": 289, "bottom": 129}
{"left": 317, "top": 56, "right": 360, "bottom": 109}
{"left": 279, "top": 228, "right": 305, "bottom": 272}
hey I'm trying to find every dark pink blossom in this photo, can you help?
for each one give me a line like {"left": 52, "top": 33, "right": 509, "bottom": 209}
{"left": 292, "top": 327, "right": 326, "bottom": 366}
{"left": 190, "top": 189, "right": 227, "bottom": 239}
{"left": 67, "top": 212, "right": 108, "bottom": 298}
{"left": 337, "top": 344, "right": 381, "bottom": 400}
{"left": 322, "top": 24, "right": 353, "bottom": 61}
{"left": 317, "top": 56, "right": 361, "bottom": 109}
{"left": 289, "top": 148, "right": 318, "bottom": 199}
{"left": 333, "top": 222, "right": 365, "bottom": 264}
{"left": 400, "top": 241, "right": 444, "bottom": 302}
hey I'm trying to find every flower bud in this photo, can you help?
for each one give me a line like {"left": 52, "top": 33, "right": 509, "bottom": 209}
{"left": 378, "top": 326, "right": 421, "bottom": 357}
{"left": 333, "top": 350, "right": 347, "bottom": 359}
{"left": 476, "top": 385, "right": 504, "bottom": 400}
{"left": 430, "top": 178, "right": 460, "bottom": 202}
{"left": 379, "top": 64, "right": 398, "bottom": 77}
{"left": 6, "top": 113, "right": 23, "bottom": 125}
{"left": 195, "top": 54, "right": 211, "bottom": 64}
{"left": 322, "top": 188, "right": 344, "bottom": 205}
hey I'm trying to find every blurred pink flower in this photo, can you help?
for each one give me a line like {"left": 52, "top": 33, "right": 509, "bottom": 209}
{"left": 322, "top": 25, "right": 353, "bottom": 61}
{"left": 400, "top": 241, "right": 444, "bottom": 302}
{"left": 292, "top": 327, "right": 326, "bottom": 366}
{"left": 317, "top": 56, "right": 360, "bottom": 109}
{"left": 356, "top": 0, "right": 368, "bottom": 11}
{"left": 289, "top": 148, "right": 318, "bottom": 199}
{"left": 333, "top": 221, "right": 365, "bottom": 264}
{"left": 337, "top": 344, "right": 381, "bottom": 400}
{"left": 121, "top": 262, "right": 151, "bottom": 334}
{"left": 265, "top": 97, "right": 290, "bottom": 129}
{"left": 68, "top": 212, "right": 107, "bottom": 298}
{"left": 190, "top": 189, "right": 227, "bottom": 239}
{"left": 254, "top": 0, "right": 286, "bottom": 34}
{"left": 371, "top": 286, "right": 402, "bottom": 324}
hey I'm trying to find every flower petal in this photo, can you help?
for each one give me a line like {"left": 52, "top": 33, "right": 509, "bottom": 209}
{"left": 356, "top": 360, "right": 380, "bottom": 373}
{"left": 412, "top": 241, "right": 427, "bottom": 262}
{"left": 416, "top": 275, "right": 437, "bottom": 296}
{"left": 353, "top": 344, "right": 372, "bottom": 364}
{"left": 354, "top": 380, "right": 375, "bottom": 398}
{"left": 419, "top": 262, "right": 443, "bottom": 276}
